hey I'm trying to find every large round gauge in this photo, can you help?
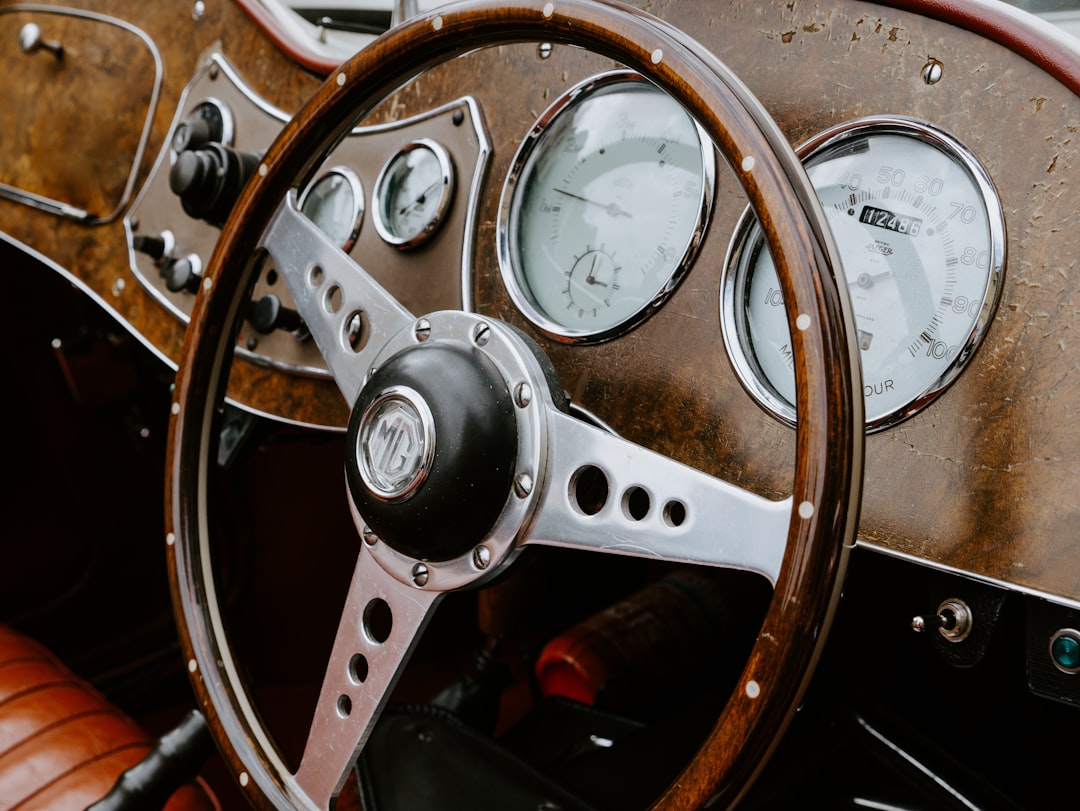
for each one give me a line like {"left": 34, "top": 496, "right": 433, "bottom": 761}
{"left": 498, "top": 71, "right": 714, "bottom": 343}
{"left": 299, "top": 166, "right": 364, "bottom": 251}
{"left": 373, "top": 139, "right": 455, "bottom": 249}
{"left": 722, "top": 117, "right": 1005, "bottom": 432}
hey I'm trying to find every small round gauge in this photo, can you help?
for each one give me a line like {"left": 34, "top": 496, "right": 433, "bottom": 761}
{"left": 498, "top": 71, "right": 714, "bottom": 343}
{"left": 373, "top": 139, "right": 455, "bottom": 249}
{"left": 722, "top": 116, "right": 1005, "bottom": 432}
{"left": 299, "top": 166, "right": 365, "bottom": 251}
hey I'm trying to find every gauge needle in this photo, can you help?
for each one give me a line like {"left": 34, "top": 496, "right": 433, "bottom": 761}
{"left": 554, "top": 187, "right": 632, "bottom": 219}
{"left": 850, "top": 270, "right": 892, "bottom": 289}
{"left": 398, "top": 180, "right": 441, "bottom": 215}
{"left": 585, "top": 254, "right": 608, "bottom": 286}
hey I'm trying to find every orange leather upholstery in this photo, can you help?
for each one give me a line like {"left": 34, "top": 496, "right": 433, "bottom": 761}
{"left": 0, "top": 625, "right": 218, "bottom": 811}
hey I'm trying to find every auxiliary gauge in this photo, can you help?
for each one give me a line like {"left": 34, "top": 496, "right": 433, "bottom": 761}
{"left": 299, "top": 166, "right": 365, "bottom": 252}
{"left": 373, "top": 139, "right": 455, "bottom": 249}
{"left": 722, "top": 116, "right": 1005, "bottom": 432}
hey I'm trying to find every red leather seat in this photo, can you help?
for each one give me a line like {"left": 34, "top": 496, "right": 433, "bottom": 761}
{"left": 0, "top": 625, "right": 218, "bottom": 811}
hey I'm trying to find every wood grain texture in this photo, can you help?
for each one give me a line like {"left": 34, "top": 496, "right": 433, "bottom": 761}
{"left": 0, "top": 9, "right": 155, "bottom": 217}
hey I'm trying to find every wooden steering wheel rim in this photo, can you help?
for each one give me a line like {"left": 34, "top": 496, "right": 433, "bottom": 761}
{"left": 166, "top": 1, "right": 864, "bottom": 808}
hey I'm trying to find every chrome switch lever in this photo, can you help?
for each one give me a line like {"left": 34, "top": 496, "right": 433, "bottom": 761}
{"left": 912, "top": 598, "right": 973, "bottom": 642}
{"left": 19, "top": 23, "right": 63, "bottom": 60}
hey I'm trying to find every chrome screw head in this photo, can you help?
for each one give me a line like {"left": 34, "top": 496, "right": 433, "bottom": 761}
{"left": 514, "top": 472, "right": 534, "bottom": 498}
{"left": 472, "top": 545, "right": 491, "bottom": 570}
{"left": 411, "top": 563, "right": 429, "bottom": 587}
{"left": 415, "top": 318, "right": 432, "bottom": 342}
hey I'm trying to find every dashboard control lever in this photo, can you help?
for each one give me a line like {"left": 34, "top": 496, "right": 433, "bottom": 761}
{"left": 132, "top": 230, "right": 175, "bottom": 264}
{"left": 19, "top": 23, "right": 63, "bottom": 60}
{"left": 249, "top": 294, "right": 303, "bottom": 335}
{"left": 912, "top": 598, "right": 972, "bottom": 642}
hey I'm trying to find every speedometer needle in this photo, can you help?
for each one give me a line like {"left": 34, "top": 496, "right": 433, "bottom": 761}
{"left": 554, "top": 187, "right": 633, "bottom": 219}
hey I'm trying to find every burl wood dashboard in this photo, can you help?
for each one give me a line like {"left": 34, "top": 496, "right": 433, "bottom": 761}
{"left": 1, "top": 0, "right": 1078, "bottom": 612}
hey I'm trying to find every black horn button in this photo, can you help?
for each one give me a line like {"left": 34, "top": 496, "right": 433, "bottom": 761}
{"left": 346, "top": 341, "right": 518, "bottom": 562}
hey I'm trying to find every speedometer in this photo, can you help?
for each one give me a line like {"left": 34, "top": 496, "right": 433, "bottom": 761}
{"left": 722, "top": 117, "right": 1005, "bottom": 431}
{"left": 498, "top": 71, "right": 713, "bottom": 343}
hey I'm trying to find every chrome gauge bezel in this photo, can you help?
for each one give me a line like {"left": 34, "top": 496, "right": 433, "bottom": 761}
{"left": 721, "top": 116, "right": 1006, "bottom": 433}
{"left": 298, "top": 165, "right": 365, "bottom": 252}
{"left": 497, "top": 70, "right": 715, "bottom": 344}
{"left": 372, "top": 138, "right": 455, "bottom": 249}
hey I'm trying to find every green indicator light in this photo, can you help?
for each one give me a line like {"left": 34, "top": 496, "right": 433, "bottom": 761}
{"left": 1051, "top": 632, "right": 1080, "bottom": 672}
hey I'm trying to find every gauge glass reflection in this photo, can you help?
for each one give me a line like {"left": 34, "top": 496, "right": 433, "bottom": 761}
{"left": 722, "top": 117, "right": 1005, "bottom": 431}
{"left": 299, "top": 166, "right": 364, "bottom": 251}
{"left": 499, "top": 71, "right": 714, "bottom": 342}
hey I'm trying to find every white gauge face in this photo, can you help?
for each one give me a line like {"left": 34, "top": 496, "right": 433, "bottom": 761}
{"left": 373, "top": 139, "right": 455, "bottom": 248}
{"left": 299, "top": 167, "right": 364, "bottom": 251}
{"left": 723, "top": 118, "right": 1005, "bottom": 431}
{"left": 499, "top": 72, "right": 713, "bottom": 342}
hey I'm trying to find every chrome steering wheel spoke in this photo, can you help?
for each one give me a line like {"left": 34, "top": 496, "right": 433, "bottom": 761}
{"left": 261, "top": 192, "right": 415, "bottom": 403}
{"left": 293, "top": 548, "right": 439, "bottom": 810}
{"left": 527, "top": 408, "right": 791, "bottom": 585}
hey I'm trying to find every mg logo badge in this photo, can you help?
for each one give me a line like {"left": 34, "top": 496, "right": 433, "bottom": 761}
{"left": 357, "top": 387, "right": 435, "bottom": 501}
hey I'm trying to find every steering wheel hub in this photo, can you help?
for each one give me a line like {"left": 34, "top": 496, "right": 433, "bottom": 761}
{"left": 346, "top": 326, "right": 521, "bottom": 563}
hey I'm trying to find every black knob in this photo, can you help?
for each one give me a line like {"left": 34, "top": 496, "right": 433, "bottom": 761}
{"left": 171, "top": 117, "right": 215, "bottom": 153}
{"left": 249, "top": 294, "right": 302, "bottom": 334}
{"left": 169, "top": 143, "right": 261, "bottom": 228}
{"left": 163, "top": 256, "right": 202, "bottom": 295}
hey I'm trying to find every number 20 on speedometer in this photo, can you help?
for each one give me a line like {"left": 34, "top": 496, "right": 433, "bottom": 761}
{"left": 721, "top": 117, "right": 1005, "bottom": 432}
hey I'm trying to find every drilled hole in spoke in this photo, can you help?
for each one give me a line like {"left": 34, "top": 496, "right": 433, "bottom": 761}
{"left": 324, "top": 283, "right": 343, "bottom": 315}
{"left": 348, "top": 653, "right": 369, "bottom": 684}
{"left": 570, "top": 465, "right": 609, "bottom": 516}
{"left": 623, "top": 486, "right": 651, "bottom": 521}
{"left": 344, "top": 309, "right": 367, "bottom": 352}
{"left": 363, "top": 598, "right": 393, "bottom": 644}
{"left": 337, "top": 694, "right": 352, "bottom": 718}
{"left": 663, "top": 500, "right": 687, "bottom": 527}
{"left": 308, "top": 264, "right": 324, "bottom": 287}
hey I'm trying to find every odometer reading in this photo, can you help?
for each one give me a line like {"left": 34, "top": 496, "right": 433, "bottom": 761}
{"left": 722, "top": 117, "right": 1005, "bottom": 432}
{"left": 859, "top": 204, "right": 922, "bottom": 236}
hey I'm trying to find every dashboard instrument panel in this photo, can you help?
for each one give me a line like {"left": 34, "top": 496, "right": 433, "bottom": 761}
{"left": 1, "top": 0, "right": 1078, "bottom": 622}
